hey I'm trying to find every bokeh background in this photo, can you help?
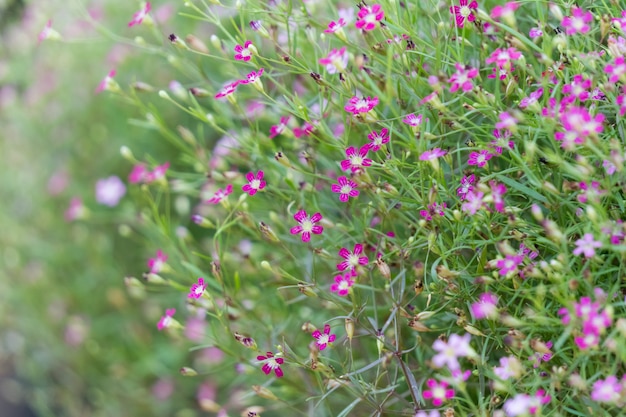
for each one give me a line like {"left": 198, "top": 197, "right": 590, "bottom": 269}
{"left": 0, "top": 1, "right": 216, "bottom": 415}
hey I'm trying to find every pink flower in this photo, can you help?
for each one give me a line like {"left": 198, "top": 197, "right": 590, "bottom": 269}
{"left": 293, "top": 122, "right": 314, "bottom": 138}
{"left": 503, "top": 390, "right": 550, "bottom": 416}
{"left": 344, "top": 96, "right": 379, "bottom": 114}
{"left": 457, "top": 174, "right": 475, "bottom": 200}
{"left": 355, "top": 4, "right": 384, "bottom": 31}
{"left": 325, "top": 18, "right": 347, "bottom": 33}
{"left": 591, "top": 376, "right": 622, "bottom": 403}
{"left": 257, "top": 352, "right": 284, "bottom": 377}
{"left": 319, "top": 47, "right": 349, "bottom": 74}
{"left": 215, "top": 81, "right": 239, "bottom": 99}
{"left": 573, "top": 233, "right": 601, "bottom": 258}
{"left": 366, "top": 128, "right": 389, "bottom": 151}
{"left": 604, "top": 56, "right": 626, "bottom": 83}
{"left": 496, "top": 254, "right": 523, "bottom": 276}
{"left": 519, "top": 88, "right": 544, "bottom": 108}
{"left": 494, "top": 356, "right": 522, "bottom": 380}
{"left": 577, "top": 181, "right": 606, "bottom": 204}
{"left": 448, "top": 63, "right": 479, "bottom": 93}
{"left": 206, "top": 185, "right": 233, "bottom": 204}
{"left": 486, "top": 47, "right": 522, "bottom": 68}
{"left": 128, "top": 2, "right": 151, "bottom": 27}
{"left": 495, "top": 111, "right": 518, "bottom": 132}
{"left": 242, "top": 170, "right": 266, "bottom": 196}
{"left": 529, "top": 340, "right": 553, "bottom": 368}
{"left": 341, "top": 145, "right": 372, "bottom": 172}
{"left": 234, "top": 41, "right": 254, "bottom": 61}
{"left": 420, "top": 202, "right": 447, "bottom": 221}
{"left": 331, "top": 176, "right": 359, "bottom": 202}
{"left": 450, "top": 0, "right": 478, "bottom": 28}
{"left": 188, "top": 277, "right": 207, "bottom": 299}
{"left": 467, "top": 150, "right": 494, "bottom": 167}
{"left": 420, "top": 148, "right": 447, "bottom": 161}
{"left": 38, "top": 20, "right": 59, "bottom": 43}
{"left": 65, "top": 197, "right": 86, "bottom": 222}
{"left": 146, "top": 162, "right": 170, "bottom": 182}
{"left": 330, "top": 270, "right": 356, "bottom": 296}
{"left": 157, "top": 308, "right": 176, "bottom": 330}
{"left": 529, "top": 27, "right": 543, "bottom": 38}
{"left": 490, "top": 180, "right": 507, "bottom": 213}
{"left": 337, "top": 244, "right": 369, "bottom": 271}
{"left": 129, "top": 164, "right": 149, "bottom": 184}
{"left": 461, "top": 190, "right": 484, "bottom": 214}
{"left": 290, "top": 210, "right": 324, "bottom": 242}
{"left": 490, "top": 2, "right": 520, "bottom": 20}
{"left": 95, "top": 175, "right": 126, "bottom": 207}
{"left": 422, "top": 379, "right": 455, "bottom": 406}
{"left": 269, "top": 116, "right": 290, "bottom": 139}
{"left": 147, "top": 250, "right": 168, "bottom": 274}
{"left": 238, "top": 68, "right": 264, "bottom": 85}
{"left": 403, "top": 113, "right": 423, "bottom": 127}
{"left": 490, "top": 129, "right": 514, "bottom": 154}
{"left": 562, "top": 75, "right": 591, "bottom": 102}
{"left": 96, "top": 69, "right": 117, "bottom": 94}
{"left": 432, "top": 333, "right": 473, "bottom": 371}
{"left": 562, "top": 7, "right": 593, "bottom": 35}
{"left": 312, "top": 324, "right": 336, "bottom": 350}
{"left": 471, "top": 292, "right": 499, "bottom": 320}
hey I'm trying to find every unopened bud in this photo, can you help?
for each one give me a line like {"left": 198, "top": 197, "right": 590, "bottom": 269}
{"left": 168, "top": 33, "right": 188, "bottom": 50}
{"left": 531, "top": 204, "right": 544, "bottom": 222}
{"left": 185, "top": 34, "right": 209, "bottom": 53}
{"left": 463, "top": 324, "right": 485, "bottom": 337}
{"left": 252, "top": 385, "right": 277, "bottom": 401}
{"left": 274, "top": 152, "right": 292, "bottom": 168}
{"left": 189, "top": 87, "right": 210, "bottom": 97}
{"left": 192, "top": 214, "right": 215, "bottom": 228}
{"left": 345, "top": 318, "right": 355, "bottom": 341}
{"left": 180, "top": 367, "right": 198, "bottom": 376}
{"left": 143, "top": 272, "right": 168, "bottom": 284}
{"left": 259, "top": 222, "right": 280, "bottom": 242}
{"left": 414, "top": 279, "right": 424, "bottom": 296}
{"left": 234, "top": 332, "right": 257, "bottom": 349}
{"left": 298, "top": 282, "right": 317, "bottom": 297}
{"left": 120, "top": 146, "right": 135, "bottom": 162}
{"left": 210, "top": 35, "right": 222, "bottom": 51}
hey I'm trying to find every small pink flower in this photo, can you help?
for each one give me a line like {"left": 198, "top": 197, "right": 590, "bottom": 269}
{"left": 146, "top": 162, "right": 170, "bottom": 182}
{"left": 403, "top": 113, "right": 423, "bottom": 127}
{"left": 490, "top": 129, "right": 514, "bottom": 154}
{"left": 496, "top": 254, "right": 523, "bottom": 276}
{"left": 290, "top": 210, "right": 324, "bottom": 242}
{"left": 432, "top": 333, "right": 473, "bottom": 371}
{"left": 38, "top": 20, "right": 59, "bottom": 43}
{"left": 325, "top": 18, "right": 347, "bottom": 33}
{"left": 157, "top": 308, "right": 176, "bottom": 330}
{"left": 422, "top": 379, "right": 455, "bottom": 406}
{"left": 188, "top": 277, "right": 207, "bottom": 299}
{"left": 344, "top": 96, "right": 379, "bottom": 114}
{"left": 450, "top": 0, "right": 478, "bottom": 28}
{"left": 215, "top": 81, "right": 239, "bottom": 99}
{"left": 420, "top": 202, "right": 447, "bottom": 221}
{"left": 312, "top": 324, "right": 336, "bottom": 350}
{"left": 337, "top": 244, "right": 369, "bottom": 271}
{"left": 95, "top": 175, "right": 126, "bottom": 206}
{"left": 495, "top": 111, "right": 518, "bottom": 132}
{"left": 573, "top": 233, "right": 601, "bottom": 258}
{"left": 238, "top": 68, "right": 264, "bottom": 85}
{"left": 529, "top": 27, "right": 543, "bottom": 38}
{"left": 467, "top": 150, "right": 494, "bottom": 167}
{"left": 503, "top": 390, "right": 550, "bottom": 416}
{"left": 529, "top": 340, "right": 553, "bottom": 368}
{"left": 486, "top": 47, "right": 522, "bottom": 68}
{"left": 269, "top": 116, "right": 290, "bottom": 139}
{"left": 65, "top": 197, "right": 86, "bottom": 222}
{"left": 331, "top": 176, "right": 359, "bottom": 202}
{"left": 330, "top": 270, "right": 356, "bottom": 296}
{"left": 448, "top": 63, "right": 479, "bottom": 93}
{"left": 366, "top": 128, "right": 389, "bottom": 152}
{"left": 471, "top": 292, "right": 499, "bottom": 320}
{"left": 591, "top": 376, "right": 622, "bottom": 403}
{"left": 234, "top": 41, "right": 254, "bottom": 61}
{"left": 257, "top": 352, "right": 284, "bottom": 377}
{"left": 519, "top": 88, "right": 544, "bottom": 108}
{"left": 355, "top": 4, "right": 384, "bottom": 31}
{"left": 319, "top": 48, "right": 349, "bottom": 74}
{"left": 96, "top": 69, "right": 117, "bottom": 94}
{"left": 148, "top": 250, "right": 168, "bottom": 274}
{"left": 562, "top": 75, "right": 591, "bottom": 102}
{"left": 128, "top": 2, "right": 151, "bottom": 27}
{"left": 457, "top": 174, "right": 475, "bottom": 200}
{"left": 562, "top": 7, "right": 593, "bottom": 35}
{"left": 490, "top": 180, "right": 507, "bottom": 213}
{"left": 490, "top": 2, "right": 520, "bottom": 20}
{"left": 461, "top": 190, "right": 484, "bottom": 214}
{"left": 242, "top": 170, "right": 266, "bottom": 196}
{"left": 206, "top": 185, "right": 233, "bottom": 204}
{"left": 341, "top": 145, "right": 372, "bottom": 172}
{"left": 420, "top": 148, "right": 447, "bottom": 161}
{"left": 293, "top": 122, "right": 314, "bottom": 138}
{"left": 604, "top": 56, "right": 626, "bottom": 83}
{"left": 129, "top": 164, "right": 149, "bottom": 184}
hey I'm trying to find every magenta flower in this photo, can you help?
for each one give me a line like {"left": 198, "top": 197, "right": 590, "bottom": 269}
{"left": 448, "top": 63, "right": 479, "bottom": 93}
{"left": 319, "top": 47, "right": 349, "bottom": 74}
{"left": 450, "top": 0, "right": 478, "bottom": 28}
{"left": 269, "top": 116, "right": 290, "bottom": 139}
{"left": 312, "top": 324, "right": 336, "bottom": 350}
{"left": 457, "top": 174, "right": 475, "bottom": 200}
{"left": 147, "top": 250, "right": 168, "bottom": 274}
{"left": 577, "top": 181, "right": 606, "bottom": 204}
{"left": 471, "top": 292, "right": 499, "bottom": 320}
{"left": 157, "top": 308, "right": 176, "bottom": 330}
{"left": 467, "top": 150, "right": 494, "bottom": 167}
{"left": 145, "top": 162, "right": 170, "bottom": 183}
{"left": 495, "top": 111, "right": 518, "bottom": 132}
{"left": 420, "top": 202, "right": 447, "bottom": 221}
{"left": 604, "top": 56, "right": 626, "bottom": 83}
{"left": 242, "top": 170, "right": 266, "bottom": 196}
{"left": 366, "top": 128, "right": 389, "bottom": 152}
{"left": 128, "top": 2, "right": 151, "bottom": 27}
{"left": 215, "top": 81, "right": 239, "bottom": 99}
{"left": 331, "top": 176, "right": 359, "bottom": 202}
{"left": 490, "top": 2, "right": 520, "bottom": 20}
{"left": 420, "top": 148, "right": 447, "bottom": 161}
{"left": 562, "top": 75, "right": 591, "bottom": 102}
{"left": 432, "top": 333, "right": 473, "bottom": 371}
{"left": 591, "top": 376, "right": 622, "bottom": 403}
{"left": 529, "top": 340, "right": 553, "bottom": 368}
{"left": 486, "top": 47, "right": 522, "bottom": 69}
{"left": 496, "top": 254, "right": 523, "bottom": 276}
{"left": 341, "top": 145, "right": 372, "bottom": 172}
{"left": 573, "top": 233, "right": 601, "bottom": 258}
{"left": 490, "top": 180, "right": 507, "bottom": 213}
{"left": 503, "top": 390, "right": 551, "bottom": 417}
{"left": 293, "top": 122, "right": 314, "bottom": 138}
{"left": 493, "top": 356, "right": 522, "bottom": 380}
{"left": 96, "top": 69, "right": 117, "bottom": 94}
{"left": 290, "top": 210, "right": 324, "bottom": 242}
{"left": 188, "top": 277, "right": 207, "bottom": 299}
{"left": 38, "top": 20, "right": 59, "bottom": 43}
{"left": 234, "top": 41, "right": 254, "bottom": 61}
{"left": 238, "top": 68, "right": 264, "bottom": 85}
{"left": 257, "top": 352, "right": 284, "bottom": 378}
{"left": 330, "top": 270, "right": 356, "bottom": 296}
{"left": 403, "top": 113, "right": 423, "bottom": 127}
{"left": 461, "top": 190, "right": 484, "bottom": 214}
{"left": 206, "top": 185, "right": 233, "bottom": 204}
{"left": 325, "top": 18, "right": 347, "bottom": 33}
{"left": 355, "top": 4, "right": 384, "bottom": 31}
{"left": 529, "top": 27, "right": 543, "bottom": 38}
{"left": 64, "top": 197, "right": 86, "bottom": 222}
{"left": 337, "top": 244, "right": 369, "bottom": 271}
{"left": 562, "top": 7, "right": 593, "bottom": 35}
{"left": 344, "top": 96, "right": 379, "bottom": 114}
{"left": 519, "top": 88, "right": 543, "bottom": 109}
{"left": 129, "top": 164, "right": 148, "bottom": 184}
{"left": 490, "top": 129, "right": 514, "bottom": 154}
{"left": 422, "top": 379, "right": 455, "bottom": 406}
{"left": 95, "top": 175, "right": 126, "bottom": 207}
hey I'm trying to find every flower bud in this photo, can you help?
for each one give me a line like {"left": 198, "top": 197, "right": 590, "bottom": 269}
{"left": 345, "top": 318, "right": 355, "bottom": 341}
{"left": 168, "top": 33, "right": 189, "bottom": 50}
{"left": 375, "top": 257, "right": 391, "bottom": 279}
{"left": 259, "top": 222, "right": 280, "bottom": 242}
{"left": 210, "top": 35, "right": 222, "bottom": 51}
{"left": 185, "top": 34, "right": 209, "bottom": 53}
{"left": 234, "top": 332, "right": 257, "bottom": 349}
{"left": 408, "top": 316, "right": 430, "bottom": 332}
{"left": 298, "top": 282, "right": 317, "bottom": 297}
{"left": 180, "top": 367, "right": 198, "bottom": 376}
{"left": 143, "top": 272, "right": 168, "bottom": 284}
{"left": 252, "top": 385, "right": 278, "bottom": 401}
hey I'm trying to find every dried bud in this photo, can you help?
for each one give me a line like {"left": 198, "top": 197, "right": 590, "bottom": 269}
{"left": 345, "top": 318, "right": 355, "bottom": 341}
{"left": 252, "top": 384, "right": 278, "bottom": 400}
{"left": 234, "top": 332, "right": 257, "bottom": 349}
{"left": 530, "top": 338, "right": 553, "bottom": 355}
{"left": 259, "top": 222, "right": 280, "bottom": 242}
{"left": 375, "top": 256, "right": 391, "bottom": 279}
{"left": 408, "top": 316, "right": 430, "bottom": 332}
{"left": 436, "top": 264, "right": 460, "bottom": 280}
{"left": 298, "top": 282, "right": 317, "bottom": 297}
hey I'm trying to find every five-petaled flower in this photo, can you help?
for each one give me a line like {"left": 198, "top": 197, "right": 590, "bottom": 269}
{"left": 366, "top": 128, "right": 389, "bottom": 152}
{"left": 242, "top": 171, "right": 266, "bottom": 196}
{"left": 290, "top": 210, "right": 324, "bottom": 242}
{"left": 420, "top": 148, "right": 447, "bottom": 161}
{"left": 215, "top": 81, "right": 239, "bottom": 99}
{"left": 341, "top": 145, "right": 373, "bottom": 172}
{"left": 450, "top": 0, "right": 478, "bottom": 28}
{"left": 573, "top": 233, "right": 601, "bottom": 258}
{"left": 344, "top": 96, "right": 379, "bottom": 114}
{"left": 234, "top": 41, "right": 254, "bottom": 61}
{"left": 188, "top": 277, "right": 207, "bottom": 299}
{"left": 562, "top": 7, "right": 593, "bottom": 35}
{"left": 148, "top": 249, "right": 168, "bottom": 274}
{"left": 312, "top": 324, "right": 336, "bottom": 350}
{"left": 157, "top": 308, "right": 176, "bottom": 330}
{"left": 330, "top": 270, "right": 356, "bottom": 296}
{"left": 331, "top": 176, "right": 360, "bottom": 202}
{"left": 468, "top": 150, "right": 494, "bottom": 167}
{"left": 337, "top": 244, "right": 369, "bottom": 271}
{"left": 96, "top": 70, "right": 118, "bottom": 94}
{"left": 448, "top": 63, "right": 479, "bottom": 93}
{"left": 257, "top": 352, "right": 284, "bottom": 377}
{"left": 356, "top": 4, "right": 384, "bottom": 31}
{"left": 423, "top": 379, "right": 455, "bottom": 406}
{"left": 128, "top": 2, "right": 151, "bottom": 27}
{"left": 319, "top": 47, "right": 349, "bottom": 74}
{"left": 269, "top": 116, "right": 290, "bottom": 139}
{"left": 206, "top": 185, "right": 233, "bottom": 204}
